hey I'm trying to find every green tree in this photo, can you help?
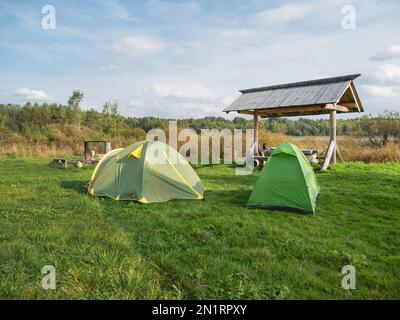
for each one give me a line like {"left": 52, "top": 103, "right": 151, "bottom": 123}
{"left": 359, "top": 110, "right": 400, "bottom": 146}
{"left": 67, "top": 90, "right": 84, "bottom": 129}
{"left": 84, "top": 108, "right": 101, "bottom": 131}
{"left": 102, "top": 100, "right": 121, "bottom": 137}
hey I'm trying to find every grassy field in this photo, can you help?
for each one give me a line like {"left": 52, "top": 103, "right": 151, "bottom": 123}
{"left": 0, "top": 156, "right": 399, "bottom": 299}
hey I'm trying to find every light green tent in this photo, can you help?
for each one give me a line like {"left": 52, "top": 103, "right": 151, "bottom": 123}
{"left": 247, "top": 142, "right": 320, "bottom": 214}
{"left": 88, "top": 141, "right": 205, "bottom": 203}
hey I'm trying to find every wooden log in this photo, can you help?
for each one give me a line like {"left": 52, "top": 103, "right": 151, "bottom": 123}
{"left": 320, "top": 140, "right": 336, "bottom": 171}
{"left": 240, "top": 105, "right": 326, "bottom": 117}
{"left": 54, "top": 158, "right": 68, "bottom": 168}
{"left": 237, "top": 103, "right": 351, "bottom": 118}
{"left": 330, "top": 110, "right": 337, "bottom": 163}
{"left": 324, "top": 104, "right": 349, "bottom": 112}
{"left": 302, "top": 149, "right": 318, "bottom": 155}
{"left": 253, "top": 112, "right": 259, "bottom": 155}
{"left": 349, "top": 82, "right": 362, "bottom": 112}
{"left": 84, "top": 141, "right": 90, "bottom": 162}
{"left": 105, "top": 141, "right": 112, "bottom": 153}
{"left": 307, "top": 152, "right": 319, "bottom": 164}
{"left": 339, "top": 102, "right": 356, "bottom": 108}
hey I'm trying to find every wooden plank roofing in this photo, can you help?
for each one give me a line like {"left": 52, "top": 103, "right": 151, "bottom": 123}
{"left": 223, "top": 74, "right": 364, "bottom": 117}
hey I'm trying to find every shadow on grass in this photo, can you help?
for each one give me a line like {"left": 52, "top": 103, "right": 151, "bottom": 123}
{"left": 200, "top": 172, "right": 256, "bottom": 187}
{"left": 60, "top": 180, "right": 88, "bottom": 194}
{"left": 194, "top": 163, "right": 239, "bottom": 169}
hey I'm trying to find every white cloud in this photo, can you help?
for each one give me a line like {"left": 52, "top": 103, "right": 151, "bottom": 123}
{"left": 126, "top": 83, "right": 220, "bottom": 118}
{"left": 370, "top": 45, "right": 400, "bottom": 61}
{"left": 254, "top": 0, "right": 350, "bottom": 27}
{"left": 362, "top": 85, "right": 400, "bottom": 98}
{"left": 100, "top": 64, "right": 118, "bottom": 71}
{"left": 219, "top": 28, "right": 253, "bottom": 41}
{"left": 128, "top": 97, "right": 216, "bottom": 118}
{"left": 12, "top": 88, "right": 50, "bottom": 101}
{"left": 153, "top": 83, "right": 211, "bottom": 98}
{"left": 375, "top": 64, "right": 400, "bottom": 82}
{"left": 146, "top": 0, "right": 200, "bottom": 16}
{"left": 103, "top": 0, "right": 137, "bottom": 21}
{"left": 255, "top": 2, "right": 320, "bottom": 26}
{"left": 221, "top": 96, "right": 236, "bottom": 106}
{"left": 3, "top": 1, "right": 400, "bottom": 117}
{"left": 367, "top": 64, "right": 400, "bottom": 100}
{"left": 173, "top": 40, "right": 206, "bottom": 56}
{"left": 112, "top": 36, "right": 164, "bottom": 56}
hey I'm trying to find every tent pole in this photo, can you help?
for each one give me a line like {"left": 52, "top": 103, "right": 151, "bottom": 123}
{"left": 253, "top": 112, "right": 259, "bottom": 155}
{"left": 330, "top": 110, "right": 337, "bottom": 163}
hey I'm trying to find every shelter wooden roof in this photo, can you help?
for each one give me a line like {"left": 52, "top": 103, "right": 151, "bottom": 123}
{"left": 223, "top": 74, "right": 363, "bottom": 117}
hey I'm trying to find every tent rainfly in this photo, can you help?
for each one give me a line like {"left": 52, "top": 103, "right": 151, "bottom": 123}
{"left": 247, "top": 142, "right": 320, "bottom": 214}
{"left": 88, "top": 141, "right": 205, "bottom": 203}
{"left": 223, "top": 74, "right": 364, "bottom": 170}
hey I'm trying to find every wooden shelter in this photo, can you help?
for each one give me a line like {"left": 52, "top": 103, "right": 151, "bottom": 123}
{"left": 84, "top": 140, "right": 112, "bottom": 162}
{"left": 223, "top": 74, "right": 364, "bottom": 169}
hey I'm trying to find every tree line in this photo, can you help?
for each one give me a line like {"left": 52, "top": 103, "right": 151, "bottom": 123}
{"left": 0, "top": 90, "right": 399, "bottom": 148}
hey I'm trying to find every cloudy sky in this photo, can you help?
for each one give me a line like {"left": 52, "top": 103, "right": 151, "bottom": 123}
{"left": 1, "top": 0, "right": 399, "bottom": 119}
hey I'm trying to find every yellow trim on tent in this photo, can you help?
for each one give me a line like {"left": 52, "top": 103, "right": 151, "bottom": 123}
{"left": 89, "top": 188, "right": 95, "bottom": 195}
{"left": 128, "top": 144, "right": 143, "bottom": 159}
{"left": 162, "top": 151, "right": 203, "bottom": 200}
{"left": 138, "top": 196, "right": 148, "bottom": 203}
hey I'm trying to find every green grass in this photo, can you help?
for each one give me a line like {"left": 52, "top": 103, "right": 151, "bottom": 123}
{"left": 0, "top": 157, "right": 399, "bottom": 299}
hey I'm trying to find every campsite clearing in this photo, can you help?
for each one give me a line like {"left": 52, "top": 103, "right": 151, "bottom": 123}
{"left": 0, "top": 156, "right": 399, "bottom": 299}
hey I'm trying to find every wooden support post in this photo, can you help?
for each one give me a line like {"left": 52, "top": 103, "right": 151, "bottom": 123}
{"left": 320, "top": 110, "right": 337, "bottom": 171}
{"left": 329, "top": 110, "right": 337, "bottom": 164}
{"left": 105, "top": 141, "right": 112, "bottom": 153}
{"left": 84, "top": 141, "right": 90, "bottom": 162}
{"left": 320, "top": 140, "right": 336, "bottom": 171}
{"left": 253, "top": 112, "right": 259, "bottom": 155}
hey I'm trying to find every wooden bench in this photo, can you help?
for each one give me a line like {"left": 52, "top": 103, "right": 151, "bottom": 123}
{"left": 254, "top": 149, "right": 319, "bottom": 167}
{"left": 54, "top": 158, "right": 68, "bottom": 168}
{"left": 302, "top": 149, "right": 319, "bottom": 163}
{"left": 54, "top": 158, "right": 97, "bottom": 168}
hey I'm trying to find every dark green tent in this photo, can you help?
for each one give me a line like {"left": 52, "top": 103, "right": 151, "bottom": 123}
{"left": 247, "top": 142, "right": 320, "bottom": 214}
